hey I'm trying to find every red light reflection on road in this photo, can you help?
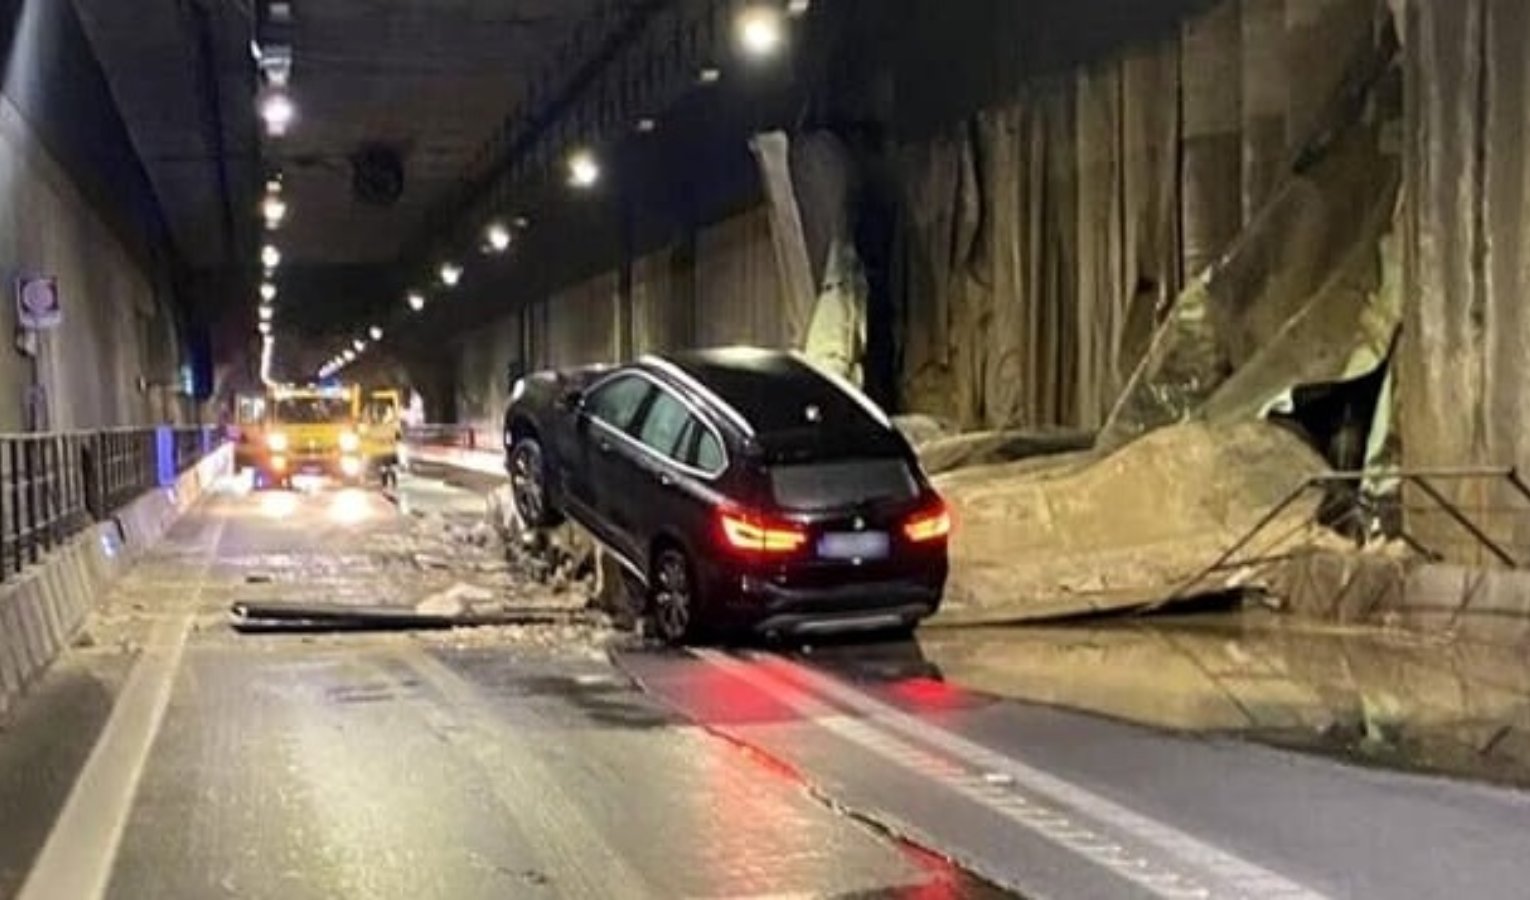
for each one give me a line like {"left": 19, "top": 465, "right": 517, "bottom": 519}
{"left": 888, "top": 676, "right": 966, "bottom": 712}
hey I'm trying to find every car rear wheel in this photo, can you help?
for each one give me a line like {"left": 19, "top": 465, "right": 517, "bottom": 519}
{"left": 509, "top": 438, "right": 561, "bottom": 528}
{"left": 650, "top": 547, "right": 700, "bottom": 645}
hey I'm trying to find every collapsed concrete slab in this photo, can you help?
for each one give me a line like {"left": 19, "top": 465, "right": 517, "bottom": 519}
{"left": 935, "top": 421, "right": 1329, "bottom": 624}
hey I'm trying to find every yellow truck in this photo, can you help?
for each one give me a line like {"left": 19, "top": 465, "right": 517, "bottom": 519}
{"left": 231, "top": 392, "right": 269, "bottom": 472}
{"left": 358, "top": 388, "right": 403, "bottom": 486}
{"left": 256, "top": 384, "right": 365, "bottom": 488}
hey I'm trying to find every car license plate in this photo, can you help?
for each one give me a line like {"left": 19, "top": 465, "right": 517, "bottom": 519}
{"left": 818, "top": 532, "right": 889, "bottom": 560}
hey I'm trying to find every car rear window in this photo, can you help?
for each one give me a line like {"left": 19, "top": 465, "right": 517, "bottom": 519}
{"left": 769, "top": 458, "right": 918, "bottom": 512}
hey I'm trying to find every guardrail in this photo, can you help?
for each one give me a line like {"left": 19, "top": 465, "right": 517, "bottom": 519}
{"left": 0, "top": 426, "right": 221, "bottom": 582}
{"left": 1152, "top": 466, "right": 1530, "bottom": 612}
{"left": 403, "top": 424, "right": 482, "bottom": 450}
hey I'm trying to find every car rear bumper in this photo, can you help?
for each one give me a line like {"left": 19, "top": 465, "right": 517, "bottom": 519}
{"left": 719, "top": 575, "right": 943, "bottom": 636}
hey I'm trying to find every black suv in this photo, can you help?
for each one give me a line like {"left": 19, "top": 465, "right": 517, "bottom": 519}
{"left": 502, "top": 347, "right": 949, "bottom": 643}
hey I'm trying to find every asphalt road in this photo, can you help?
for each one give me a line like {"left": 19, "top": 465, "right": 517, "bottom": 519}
{"left": 0, "top": 479, "right": 997, "bottom": 900}
{"left": 3, "top": 477, "right": 1530, "bottom": 899}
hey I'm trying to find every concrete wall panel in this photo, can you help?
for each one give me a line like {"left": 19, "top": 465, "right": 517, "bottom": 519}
{"left": 0, "top": 95, "right": 173, "bottom": 431}
{"left": 694, "top": 208, "right": 785, "bottom": 349}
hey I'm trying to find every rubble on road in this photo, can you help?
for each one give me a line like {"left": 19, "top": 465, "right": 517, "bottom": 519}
{"left": 935, "top": 420, "right": 1332, "bottom": 624}
{"left": 230, "top": 487, "right": 603, "bottom": 634}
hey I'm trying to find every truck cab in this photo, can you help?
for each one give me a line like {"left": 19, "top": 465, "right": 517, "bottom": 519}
{"left": 256, "top": 384, "right": 364, "bottom": 488}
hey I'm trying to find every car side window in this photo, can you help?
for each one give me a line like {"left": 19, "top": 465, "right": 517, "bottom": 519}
{"left": 694, "top": 426, "right": 725, "bottom": 474}
{"left": 585, "top": 376, "right": 651, "bottom": 432}
{"left": 638, "top": 390, "right": 691, "bottom": 459}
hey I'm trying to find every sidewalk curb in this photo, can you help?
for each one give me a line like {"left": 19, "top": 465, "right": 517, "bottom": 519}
{"left": 0, "top": 445, "right": 232, "bottom": 721}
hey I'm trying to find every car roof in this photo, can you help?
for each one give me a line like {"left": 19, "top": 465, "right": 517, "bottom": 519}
{"left": 650, "top": 347, "right": 894, "bottom": 444}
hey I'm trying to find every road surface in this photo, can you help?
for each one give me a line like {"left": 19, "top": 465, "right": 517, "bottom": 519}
{"left": 2, "top": 476, "right": 1528, "bottom": 899}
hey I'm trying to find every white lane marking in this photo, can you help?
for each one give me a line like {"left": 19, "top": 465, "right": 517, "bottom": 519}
{"left": 748, "top": 653, "right": 1330, "bottom": 900}
{"left": 18, "top": 515, "right": 227, "bottom": 900}
{"left": 693, "top": 650, "right": 1208, "bottom": 899}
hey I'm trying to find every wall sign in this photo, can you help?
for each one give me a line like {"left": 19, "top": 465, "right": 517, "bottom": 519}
{"left": 16, "top": 276, "right": 60, "bottom": 330}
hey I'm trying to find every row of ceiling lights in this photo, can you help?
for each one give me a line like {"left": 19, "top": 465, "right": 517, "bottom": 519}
{"left": 254, "top": 1, "right": 296, "bottom": 384}
{"left": 313, "top": 1, "right": 804, "bottom": 382}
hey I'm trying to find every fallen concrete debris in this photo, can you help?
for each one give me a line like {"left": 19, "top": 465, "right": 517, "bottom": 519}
{"left": 917, "top": 428, "right": 1095, "bottom": 477}
{"left": 934, "top": 420, "right": 1331, "bottom": 624}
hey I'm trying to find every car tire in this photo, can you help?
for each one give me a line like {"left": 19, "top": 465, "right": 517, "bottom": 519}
{"left": 508, "top": 438, "right": 562, "bottom": 528}
{"left": 650, "top": 546, "right": 702, "bottom": 646}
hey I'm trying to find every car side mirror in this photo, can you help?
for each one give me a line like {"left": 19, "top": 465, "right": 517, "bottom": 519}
{"left": 558, "top": 388, "right": 584, "bottom": 412}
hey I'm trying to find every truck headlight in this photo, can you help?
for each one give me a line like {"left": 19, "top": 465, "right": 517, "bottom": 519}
{"left": 339, "top": 431, "right": 360, "bottom": 452}
{"left": 267, "top": 432, "right": 289, "bottom": 452}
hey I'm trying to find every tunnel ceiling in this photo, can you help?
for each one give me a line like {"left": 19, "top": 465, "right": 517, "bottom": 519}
{"left": 264, "top": 0, "right": 609, "bottom": 267}
{"left": 73, "top": 0, "right": 261, "bottom": 270}
{"left": 74, "top": 0, "right": 617, "bottom": 331}
{"left": 71, "top": 0, "right": 1229, "bottom": 373}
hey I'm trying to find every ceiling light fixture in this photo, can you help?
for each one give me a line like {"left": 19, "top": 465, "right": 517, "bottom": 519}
{"left": 567, "top": 148, "right": 601, "bottom": 188}
{"left": 636, "top": 117, "right": 657, "bottom": 134}
{"left": 698, "top": 67, "right": 721, "bottom": 84}
{"left": 343, "top": 348, "right": 356, "bottom": 362}
{"left": 786, "top": 0, "right": 811, "bottom": 16}
{"left": 368, "top": 325, "right": 383, "bottom": 341}
{"left": 259, "top": 43, "right": 293, "bottom": 88}
{"left": 258, "top": 321, "right": 272, "bottom": 335}
{"left": 261, "top": 244, "right": 281, "bottom": 269}
{"left": 485, "top": 222, "right": 512, "bottom": 253}
{"left": 439, "top": 262, "right": 462, "bottom": 287}
{"left": 260, "top": 281, "right": 277, "bottom": 301}
{"left": 258, "top": 305, "right": 274, "bottom": 321}
{"left": 259, "top": 91, "right": 296, "bottom": 136}
{"left": 737, "top": 4, "right": 785, "bottom": 57}
{"left": 407, "top": 291, "right": 426, "bottom": 311}
{"left": 261, "top": 195, "right": 287, "bottom": 228}
{"left": 352, "top": 338, "right": 366, "bottom": 353}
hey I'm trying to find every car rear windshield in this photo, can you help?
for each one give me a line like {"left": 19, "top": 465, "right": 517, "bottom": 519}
{"left": 769, "top": 458, "right": 919, "bottom": 512}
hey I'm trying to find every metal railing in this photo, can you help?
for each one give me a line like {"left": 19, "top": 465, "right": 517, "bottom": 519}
{"left": 1153, "top": 466, "right": 1530, "bottom": 611}
{"left": 0, "top": 426, "right": 222, "bottom": 582}
{"left": 403, "top": 424, "right": 482, "bottom": 450}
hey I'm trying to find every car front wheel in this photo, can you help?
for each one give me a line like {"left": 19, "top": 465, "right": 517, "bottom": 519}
{"left": 508, "top": 438, "right": 562, "bottom": 528}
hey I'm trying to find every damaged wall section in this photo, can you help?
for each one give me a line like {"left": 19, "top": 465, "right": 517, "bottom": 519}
{"left": 1398, "top": 0, "right": 1530, "bottom": 565}
{"left": 895, "top": 0, "right": 1387, "bottom": 432}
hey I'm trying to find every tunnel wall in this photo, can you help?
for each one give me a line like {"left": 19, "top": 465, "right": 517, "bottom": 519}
{"left": 454, "top": 206, "right": 787, "bottom": 436}
{"left": 0, "top": 0, "right": 186, "bottom": 431}
{"left": 895, "top": 0, "right": 1382, "bottom": 431}
{"left": 453, "top": 0, "right": 1380, "bottom": 442}
{"left": 1397, "top": 0, "right": 1530, "bottom": 563}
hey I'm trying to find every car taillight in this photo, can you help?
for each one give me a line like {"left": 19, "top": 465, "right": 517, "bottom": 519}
{"left": 719, "top": 510, "right": 808, "bottom": 555}
{"left": 903, "top": 500, "right": 951, "bottom": 543}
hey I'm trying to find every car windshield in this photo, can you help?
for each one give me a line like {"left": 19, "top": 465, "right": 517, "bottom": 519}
{"left": 272, "top": 397, "right": 351, "bottom": 425}
{"left": 769, "top": 457, "right": 919, "bottom": 512}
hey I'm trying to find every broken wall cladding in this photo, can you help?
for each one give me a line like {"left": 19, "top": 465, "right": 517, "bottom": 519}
{"left": 895, "top": 0, "right": 1385, "bottom": 433}
{"left": 1399, "top": 0, "right": 1530, "bottom": 564}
